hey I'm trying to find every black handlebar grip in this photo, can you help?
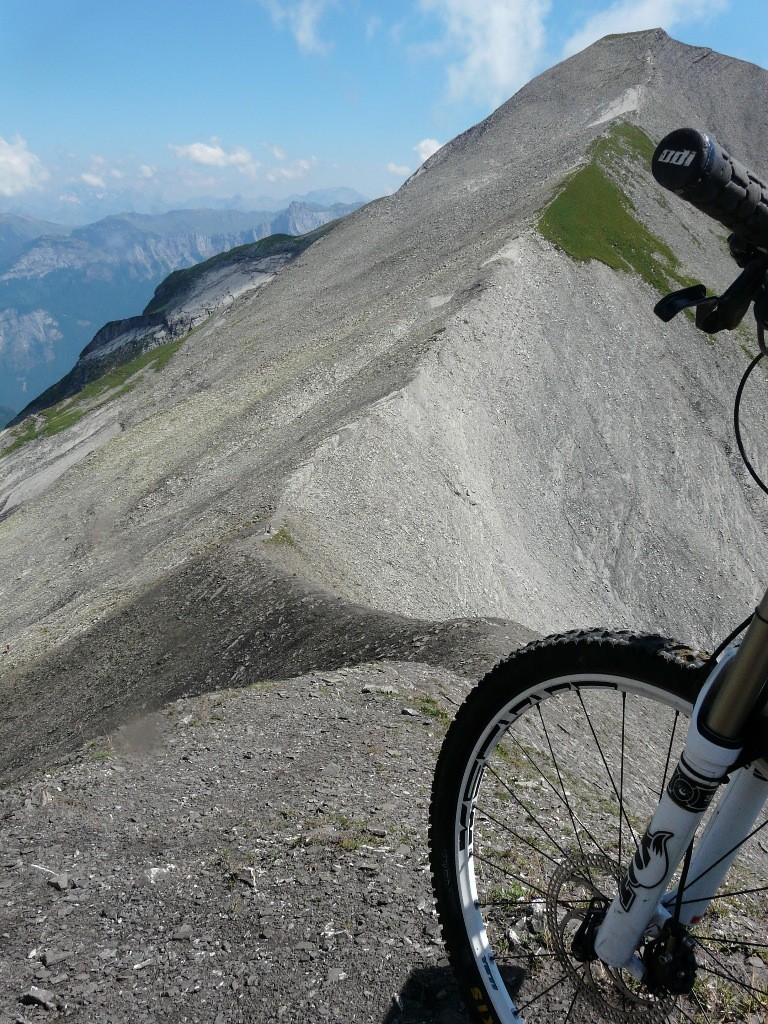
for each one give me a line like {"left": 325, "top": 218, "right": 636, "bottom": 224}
{"left": 652, "top": 128, "right": 768, "bottom": 254}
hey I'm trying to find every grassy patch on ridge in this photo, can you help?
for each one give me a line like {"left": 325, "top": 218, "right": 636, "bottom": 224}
{"left": 538, "top": 121, "right": 696, "bottom": 294}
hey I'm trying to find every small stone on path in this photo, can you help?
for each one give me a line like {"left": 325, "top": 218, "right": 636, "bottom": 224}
{"left": 21, "top": 985, "right": 57, "bottom": 1010}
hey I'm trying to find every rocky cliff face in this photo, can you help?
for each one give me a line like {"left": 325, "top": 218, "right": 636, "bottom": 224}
{"left": 0, "top": 202, "right": 362, "bottom": 416}
{"left": 8, "top": 225, "right": 337, "bottom": 425}
{"left": 1, "top": 30, "right": 767, "bottom": 773}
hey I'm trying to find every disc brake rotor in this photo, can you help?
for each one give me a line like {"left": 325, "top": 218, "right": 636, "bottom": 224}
{"left": 545, "top": 851, "right": 675, "bottom": 1023}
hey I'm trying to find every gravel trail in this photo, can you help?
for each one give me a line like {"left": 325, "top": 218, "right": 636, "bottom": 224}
{"left": 1, "top": 660, "right": 480, "bottom": 1024}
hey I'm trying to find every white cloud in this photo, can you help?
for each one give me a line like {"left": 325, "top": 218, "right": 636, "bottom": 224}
{"left": 419, "top": 0, "right": 551, "bottom": 107}
{"left": 0, "top": 135, "right": 49, "bottom": 197}
{"left": 266, "top": 156, "right": 316, "bottom": 182}
{"left": 110, "top": 168, "right": 125, "bottom": 179}
{"left": 387, "top": 161, "right": 411, "bottom": 175}
{"left": 138, "top": 164, "right": 156, "bottom": 179}
{"left": 81, "top": 172, "right": 106, "bottom": 188}
{"left": 266, "top": 143, "right": 287, "bottom": 160}
{"left": 169, "top": 141, "right": 254, "bottom": 168}
{"left": 259, "top": 0, "right": 336, "bottom": 54}
{"left": 414, "top": 138, "right": 442, "bottom": 164}
{"left": 169, "top": 141, "right": 261, "bottom": 178}
{"left": 563, "top": 0, "right": 728, "bottom": 57}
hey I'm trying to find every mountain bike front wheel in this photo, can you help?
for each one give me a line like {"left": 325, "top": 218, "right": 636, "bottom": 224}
{"left": 429, "top": 629, "right": 768, "bottom": 1024}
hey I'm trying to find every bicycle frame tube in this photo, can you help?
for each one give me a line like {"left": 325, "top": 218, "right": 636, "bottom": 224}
{"left": 704, "top": 587, "right": 768, "bottom": 740}
{"left": 594, "top": 595, "right": 768, "bottom": 971}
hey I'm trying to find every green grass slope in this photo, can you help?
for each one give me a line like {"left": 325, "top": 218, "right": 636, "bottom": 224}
{"left": 538, "top": 122, "right": 696, "bottom": 294}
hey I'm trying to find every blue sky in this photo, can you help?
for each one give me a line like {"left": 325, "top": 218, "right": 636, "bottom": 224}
{"left": 1, "top": 0, "right": 765, "bottom": 215}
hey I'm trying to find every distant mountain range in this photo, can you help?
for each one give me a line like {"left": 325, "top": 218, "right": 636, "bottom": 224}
{"left": 0, "top": 186, "right": 368, "bottom": 227}
{"left": 0, "top": 196, "right": 364, "bottom": 421}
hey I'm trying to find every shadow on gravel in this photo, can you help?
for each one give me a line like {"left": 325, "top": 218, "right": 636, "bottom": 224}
{"left": 0, "top": 537, "right": 534, "bottom": 784}
{"left": 384, "top": 965, "right": 469, "bottom": 1024}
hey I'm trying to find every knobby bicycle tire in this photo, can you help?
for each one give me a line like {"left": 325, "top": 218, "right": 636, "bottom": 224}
{"left": 429, "top": 629, "right": 768, "bottom": 1024}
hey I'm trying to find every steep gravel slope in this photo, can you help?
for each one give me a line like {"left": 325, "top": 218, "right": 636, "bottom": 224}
{"left": 280, "top": 231, "right": 768, "bottom": 638}
{"left": 0, "top": 28, "right": 767, "bottom": 746}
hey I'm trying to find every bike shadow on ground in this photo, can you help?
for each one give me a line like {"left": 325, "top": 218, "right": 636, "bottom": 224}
{"left": 381, "top": 964, "right": 471, "bottom": 1024}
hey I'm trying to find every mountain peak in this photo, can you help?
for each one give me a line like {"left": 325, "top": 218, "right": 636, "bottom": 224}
{"left": 1, "top": 33, "right": 766, "bottom": 786}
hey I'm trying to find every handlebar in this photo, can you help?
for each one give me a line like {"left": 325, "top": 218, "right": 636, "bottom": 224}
{"left": 652, "top": 128, "right": 768, "bottom": 255}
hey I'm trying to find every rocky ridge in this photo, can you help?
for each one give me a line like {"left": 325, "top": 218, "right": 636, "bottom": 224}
{"left": 2, "top": 30, "right": 768, "bottom": 712}
{"left": 9, "top": 225, "right": 337, "bottom": 426}
{"left": 1, "top": 28, "right": 767, "bottom": 1024}
{"left": 0, "top": 202, "right": 362, "bottom": 417}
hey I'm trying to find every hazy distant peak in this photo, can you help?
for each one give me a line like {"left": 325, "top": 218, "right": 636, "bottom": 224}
{"left": 0, "top": 185, "right": 370, "bottom": 226}
{"left": 286, "top": 187, "right": 369, "bottom": 208}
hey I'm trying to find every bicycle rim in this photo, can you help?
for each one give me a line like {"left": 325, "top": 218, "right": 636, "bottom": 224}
{"left": 444, "top": 670, "right": 768, "bottom": 1024}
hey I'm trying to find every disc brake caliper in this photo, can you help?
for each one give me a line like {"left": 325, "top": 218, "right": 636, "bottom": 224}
{"left": 570, "top": 896, "right": 608, "bottom": 962}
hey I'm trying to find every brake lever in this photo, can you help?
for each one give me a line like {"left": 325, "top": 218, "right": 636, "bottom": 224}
{"left": 654, "top": 260, "right": 768, "bottom": 334}
{"left": 696, "top": 260, "right": 767, "bottom": 334}
{"left": 654, "top": 285, "right": 708, "bottom": 323}
{"left": 754, "top": 284, "right": 768, "bottom": 357}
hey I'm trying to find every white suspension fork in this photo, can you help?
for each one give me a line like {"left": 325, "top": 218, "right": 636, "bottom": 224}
{"left": 593, "top": 656, "right": 742, "bottom": 969}
{"left": 595, "top": 594, "right": 768, "bottom": 974}
{"left": 672, "top": 760, "right": 768, "bottom": 926}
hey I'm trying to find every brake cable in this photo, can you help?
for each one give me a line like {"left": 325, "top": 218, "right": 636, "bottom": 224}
{"left": 733, "top": 321, "right": 768, "bottom": 497}
{"left": 656, "top": 287, "right": 768, "bottom": 660}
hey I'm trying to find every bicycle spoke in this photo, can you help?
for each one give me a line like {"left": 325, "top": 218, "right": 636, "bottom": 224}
{"left": 473, "top": 852, "right": 551, "bottom": 901}
{"left": 506, "top": 728, "right": 613, "bottom": 864}
{"left": 619, "top": 691, "right": 626, "bottom": 868}
{"left": 683, "top": 816, "right": 768, "bottom": 892}
{"left": 482, "top": 763, "right": 572, "bottom": 861}
{"left": 517, "top": 965, "right": 582, "bottom": 1013}
{"left": 692, "top": 932, "right": 767, "bottom": 999}
{"left": 494, "top": 949, "right": 561, "bottom": 961}
{"left": 576, "top": 689, "right": 639, "bottom": 855}
{"left": 693, "top": 935, "right": 768, "bottom": 950}
{"left": 659, "top": 709, "right": 680, "bottom": 800}
{"left": 673, "top": 840, "right": 694, "bottom": 923}
{"left": 485, "top": 897, "right": 593, "bottom": 916}
{"left": 477, "top": 803, "right": 567, "bottom": 871}
{"left": 536, "top": 705, "right": 602, "bottom": 884}
{"left": 681, "top": 989, "right": 715, "bottom": 1024}
{"left": 680, "top": 884, "right": 768, "bottom": 904}
{"left": 561, "top": 982, "right": 581, "bottom": 1024}
{"left": 483, "top": 895, "right": 549, "bottom": 909}
{"left": 677, "top": 1002, "right": 700, "bottom": 1024}
{"left": 696, "top": 960, "right": 766, "bottom": 996}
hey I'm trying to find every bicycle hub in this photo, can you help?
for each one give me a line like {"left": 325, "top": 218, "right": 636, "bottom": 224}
{"left": 642, "top": 920, "right": 697, "bottom": 995}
